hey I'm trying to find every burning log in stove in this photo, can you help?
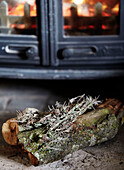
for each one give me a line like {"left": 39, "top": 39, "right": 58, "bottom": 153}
{"left": 2, "top": 95, "right": 124, "bottom": 166}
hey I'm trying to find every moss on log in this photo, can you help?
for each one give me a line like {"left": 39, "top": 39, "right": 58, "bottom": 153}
{"left": 2, "top": 95, "right": 124, "bottom": 165}
{"left": 17, "top": 97, "right": 124, "bottom": 165}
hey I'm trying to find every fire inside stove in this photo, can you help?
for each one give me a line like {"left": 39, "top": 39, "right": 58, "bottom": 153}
{"left": 0, "top": 0, "right": 37, "bottom": 35}
{"left": 63, "top": 0, "right": 120, "bottom": 36}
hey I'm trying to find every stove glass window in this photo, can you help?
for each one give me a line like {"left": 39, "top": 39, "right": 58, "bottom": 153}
{"left": 62, "top": 0, "right": 120, "bottom": 36}
{"left": 0, "top": 0, "right": 37, "bottom": 35}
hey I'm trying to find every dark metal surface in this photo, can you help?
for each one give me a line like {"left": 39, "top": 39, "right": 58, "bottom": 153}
{"left": 0, "top": 0, "right": 123, "bottom": 79}
{"left": 0, "top": 67, "right": 124, "bottom": 80}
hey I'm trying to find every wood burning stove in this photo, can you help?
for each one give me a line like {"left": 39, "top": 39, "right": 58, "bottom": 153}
{"left": 0, "top": 0, "right": 124, "bottom": 79}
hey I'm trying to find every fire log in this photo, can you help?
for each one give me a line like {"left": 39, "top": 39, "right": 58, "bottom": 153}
{"left": 2, "top": 95, "right": 124, "bottom": 166}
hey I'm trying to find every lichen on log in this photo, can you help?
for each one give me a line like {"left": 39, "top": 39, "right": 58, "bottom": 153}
{"left": 2, "top": 95, "right": 124, "bottom": 165}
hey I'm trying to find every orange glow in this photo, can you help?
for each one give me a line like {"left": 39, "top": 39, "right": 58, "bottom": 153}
{"left": 63, "top": 1, "right": 120, "bottom": 17}
{"left": 17, "top": 24, "right": 25, "bottom": 29}
{"left": 102, "top": 25, "right": 108, "bottom": 30}
{"left": 63, "top": 3, "right": 71, "bottom": 17}
{"left": 112, "top": 3, "right": 119, "bottom": 14}
{"left": 8, "top": 2, "right": 37, "bottom": 30}
{"left": 9, "top": 4, "right": 24, "bottom": 16}
{"left": 102, "top": 12, "right": 110, "bottom": 17}
{"left": 10, "top": 23, "right": 36, "bottom": 29}
{"left": 9, "top": 3, "right": 37, "bottom": 17}
{"left": 73, "top": 0, "right": 85, "bottom": 5}
{"left": 64, "top": 24, "right": 109, "bottom": 31}
{"left": 79, "top": 25, "right": 95, "bottom": 29}
{"left": 64, "top": 25, "right": 71, "bottom": 29}
{"left": 10, "top": 24, "right": 25, "bottom": 29}
{"left": 102, "top": 4, "right": 107, "bottom": 11}
{"left": 30, "top": 3, "right": 37, "bottom": 16}
{"left": 88, "top": 25, "right": 95, "bottom": 29}
{"left": 78, "top": 4, "right": 90, "bottom": 16}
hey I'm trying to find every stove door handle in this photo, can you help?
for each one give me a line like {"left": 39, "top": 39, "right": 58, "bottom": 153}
{"left": 61, "top": 47, "right": 97, "bottom": 59}
{"left": 5, "top": 44, "right": 38, "bottom": 58}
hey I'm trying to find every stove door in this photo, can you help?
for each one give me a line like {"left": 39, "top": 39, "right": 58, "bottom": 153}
{"left": 49, "top": 0, "right": 124, "bottom": 67}
{"left": 0, "top": 0, "right": 40, "bottom": 66}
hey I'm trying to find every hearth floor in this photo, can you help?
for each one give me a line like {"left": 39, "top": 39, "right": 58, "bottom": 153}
{"left": 0, "top": 79, "right": 124, "bottom": 170}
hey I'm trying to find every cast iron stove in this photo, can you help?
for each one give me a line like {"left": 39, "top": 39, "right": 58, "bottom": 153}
{"left": 0, "top": 0, "right": 124, "bottom": 79}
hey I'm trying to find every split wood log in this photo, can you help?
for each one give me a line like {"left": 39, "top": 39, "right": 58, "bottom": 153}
{"left": 2, "top": 96, "right": 124, "bottom": 166}
{"left": 2, "top": 118, "right": 19, "bottom": 145}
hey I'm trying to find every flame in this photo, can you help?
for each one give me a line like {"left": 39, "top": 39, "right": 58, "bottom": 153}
{"left": 78, "top": 4, "right": 90, "bottom": 16}
{"left": 30, "top": 3, "right": 37, "bottom": 16}
{"left": 112, "top": 3, "right": 119, "bottom": 14}
{"left": 73, "top": 0, "right": 85, "bottom": 5}
{"left": 63, "top": 3, "right": 71, "bottom": 17}
{"left": 63, "top": 1, "right": 120, "bottom": 17}
{"left": 8, "top": 2, "right": 37, "bottom": 30}
{"left": 102, "top": 4, "right": 107, "bottom": 11}
{"left": 10, "top": 24, "right": 25, "bottom": 29}
{"left": 9, "top": 4, "right": 24, "bottom": 16}
{"left": 9, "top": 2, "right": 37, "bottom": 16}
{"left": 63, "top": 0, "right": 120, "bottom": 34}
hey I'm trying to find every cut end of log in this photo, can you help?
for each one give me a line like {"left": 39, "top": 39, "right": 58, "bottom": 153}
{"left": 2, "top": 118, "right": 19, "bottom": 145}
{"left": 2, "top": 118, "right": 39, "bottom": 165}
{"left": 28, "top": 152, "right": 39, "bottom": 166}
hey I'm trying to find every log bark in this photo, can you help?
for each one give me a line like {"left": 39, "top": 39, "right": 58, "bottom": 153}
{"left": 2, "top": 97, "right": 124, "bottom": 166}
